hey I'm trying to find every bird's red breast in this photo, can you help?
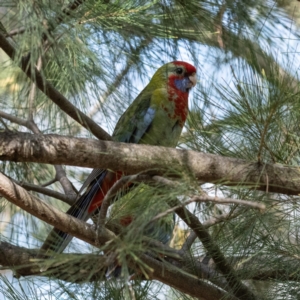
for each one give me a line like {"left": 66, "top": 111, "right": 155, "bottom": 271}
{"left": 167, "top": 61, "right": 196, "bottom": 125}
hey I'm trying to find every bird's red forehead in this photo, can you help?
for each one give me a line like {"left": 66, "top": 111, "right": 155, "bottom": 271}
{"left": 172, "top": 61, "right": 196, "bottom": 74}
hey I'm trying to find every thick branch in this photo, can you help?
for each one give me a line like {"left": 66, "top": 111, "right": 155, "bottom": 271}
{"left": 0, "top": 174, "right": 236, "bottom": 299}
{"left": 0, "top": 241, "right": 231, "bottom": 300}
{"left": 137, "top": 254, "right": 235, "bottom": 300}
{"left": 1, "top": 131, "right": 300, "bottom": 196}
{"left": 3, "top": 240, "right": 300, "bottom": 284}
{"left": 0, "top": 242, "right": 107, "bottom": 282}
{"left": 0, "top": 110, "right": 77, "bottom": 199}
{"left": 0, "top": 172, "right": 113, "bottom": 246}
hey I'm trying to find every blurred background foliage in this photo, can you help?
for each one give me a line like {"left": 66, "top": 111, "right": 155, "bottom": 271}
{"left": 1, "top": 0, "right": 300, "bottom": 299}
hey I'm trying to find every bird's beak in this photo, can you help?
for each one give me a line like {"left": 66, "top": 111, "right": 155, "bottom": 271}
{"left": 188, "top": 73, "right": 197, "bottom": 88}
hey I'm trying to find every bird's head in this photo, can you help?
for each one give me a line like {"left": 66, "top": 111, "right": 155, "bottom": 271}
{"left": 152, "top": 61, "right": 197, "bottom": 93}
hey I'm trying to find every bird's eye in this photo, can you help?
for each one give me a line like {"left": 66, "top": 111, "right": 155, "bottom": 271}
{"left": 175, "top": 67, "right": 183, "bottom": 75}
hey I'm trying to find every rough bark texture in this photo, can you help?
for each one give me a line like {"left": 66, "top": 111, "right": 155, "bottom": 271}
{"left": 0, "top": 173, "right": 233, "bottom": 299}
{"left": 0, "top": 171, "right": 113, "bottom": 247}
{"left": 0, "top": 131, "right": 299, "bottom": 195}
{"left": 0, "top": 242, "right": 107, "bottom": 282}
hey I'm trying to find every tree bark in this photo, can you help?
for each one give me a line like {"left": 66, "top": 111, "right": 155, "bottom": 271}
{"left": 0, "top": 131, "right": 299, "bottom": 195}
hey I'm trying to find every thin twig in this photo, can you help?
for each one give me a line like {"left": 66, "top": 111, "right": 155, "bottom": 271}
{"left": 54, "top": 166, "right": 77, "bottom": 197}
{"left": 97, "top": 175, "right": 126, "bottom": 228}
{"left": 193, "top": 195, "right": 265, "bottom": 210}
{"left": 0, "top": 109, "right": 41, "bottom": 135}
{"left": 202, "top": 209, "right": 242, "bottom": 228}
{"left": 152, "top": 175, "right": 265, "bottom": 211}
{"left": 0, "top": 110, "right": 28, "bottom": 127}
{"left": 28, "top": 56, "right": 42, "bottom": 121}
{"left": 127, "top": 281, "right": 136, "bottom": 300}
{"left": 148, "top": 175, "right": 264, "bottom": 226}
{"left": 41, "top": 178, "right": 57, "bottom": 187}
{"left": 266, "top": 173, "right": 269, "bottom": 193}
{"left": 0, "top": 118, "right": 10, "bottom": 130}
{"left": 181, "top": 209, "right": 244, "bottom": 252}
{"left": 149, "top": 195, "right": 264, "bottom": 225}
{"left": 18, "top": 181, "right": 76, "bottom": 205}
{"left": 180, "top": 232, "right": 197, "bottom": 252}
{"left": 6, "top": 27, "right": 26, "bottom": 38}
{"left": 214, "top": 1, "right": 227, "bottom": 49}
{"left": 152, "top": 175, "right": 178, "bottom": 187}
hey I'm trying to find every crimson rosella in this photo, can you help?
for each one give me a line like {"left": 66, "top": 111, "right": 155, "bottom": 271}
{"left": 40, "top": 61, "right": 197, "bottom": 256}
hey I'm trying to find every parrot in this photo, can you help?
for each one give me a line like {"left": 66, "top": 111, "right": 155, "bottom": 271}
{"left": 39, "top": 61, "right": 197, "bottom": 258}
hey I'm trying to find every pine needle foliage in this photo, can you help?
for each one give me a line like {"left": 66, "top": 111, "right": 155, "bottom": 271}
{"left": 0, "top": 0, "right": 300, "bottom": 299}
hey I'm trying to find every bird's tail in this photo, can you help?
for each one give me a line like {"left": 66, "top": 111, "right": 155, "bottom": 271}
{"left": 39, "top": 170, "right": 109, "bottom": 256}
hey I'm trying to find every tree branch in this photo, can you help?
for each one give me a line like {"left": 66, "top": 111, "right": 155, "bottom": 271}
{"left": 0, "top": 110, "right": 77, "bottom": 198}
{"left": 18, "top": 181, "right": 76, "bottom": 205}
{"left": 0, "top": 32, "right": 111, "bottom": 141}
{"left": 0, "top": 241, "right": 107, "bottom": 283}
{"left": 0, "top": 172, "right": 113, "bottom": 247}
{"left": 180, "top": 209, "right": 243, "bottom": 252}
{"left": 148, "top": 195, "right": 265, "bottom": 224}
{"left": 169, "top": 197, "right": 257, "bottom": 300}
{"left": 136, "top": 254, "right": 236, "bottom": 300}
{"left": 3, "top": 239, "right": 299, "bottom": 299}
{"left": 1, "top": 131, "right": 300, "bottom": 196}
{"left": 97, "top": 174, "right": 138, "bottom": 227}
{"left": 0, "top": 240, "right": 232, "bottom": 300}
{"left": 0, "top": 173, "right": 238, "bottom": 299}
{"left": 0, "top": 156, "right": 255, "bottom": 299}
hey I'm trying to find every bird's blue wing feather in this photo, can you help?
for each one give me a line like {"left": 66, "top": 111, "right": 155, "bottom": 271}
{"left": 113, "top": 94, "right": 156, "bottom": 143}
{"left": 129, "top": 107, "right": 156, "bottom": 143}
